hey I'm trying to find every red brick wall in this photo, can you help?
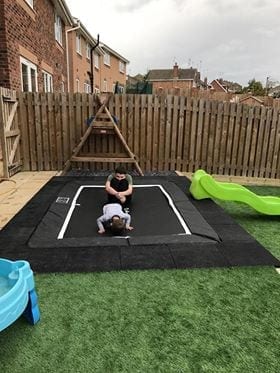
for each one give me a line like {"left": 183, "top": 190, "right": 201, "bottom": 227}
{"left": 0, "top": 0, "right": 68, "bottom": 91}
{"left": 152, "top": 80, "right": 194, "bottom": 91}
{"left": 210, "top": 80, "right": 227, "bottom": 93}
{"left": 0, "top": 0, "right": 9, "bottom": 86}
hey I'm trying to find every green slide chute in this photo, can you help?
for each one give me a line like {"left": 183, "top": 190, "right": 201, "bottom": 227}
{"left": 190, "top": 169, "right": 280, "bottom": 215}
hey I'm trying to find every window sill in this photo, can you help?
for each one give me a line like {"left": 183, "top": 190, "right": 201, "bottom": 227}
{"left": 56, "top": 41, "right": 64, "bottom": 53}
{"left": 16, "top": 0, "right": 36, "bottom": 20}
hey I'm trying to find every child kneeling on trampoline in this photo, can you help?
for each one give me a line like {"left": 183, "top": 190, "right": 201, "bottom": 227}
{"left": 97, "top": 203, "right": 134, "bottom": 235}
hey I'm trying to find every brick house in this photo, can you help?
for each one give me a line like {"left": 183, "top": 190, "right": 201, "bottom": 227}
{"left": 66, "top": 19, "right": 102, "bottom": 93}
{"left": 93, "top": 43, "right": 129, "bottom": 93}
{"left": 239, "top": 95, "right": 264, "bottom": 106}
{"left": 0, "top": 0, "right": 129, "bottom": 93}
{"left": 210, "top": 79, "right": 242, "bottom": 93}
{"left": 210, "top": 79, "right": 228, "bottom": 93}
{"left": 146, "top": 63, "right": 201, "bottom": 92}
{"left": 67, "top": 20, "right": 129, "bottom": 94}
{"left": 0, "top": 0, "right": 73, "bottom": 92}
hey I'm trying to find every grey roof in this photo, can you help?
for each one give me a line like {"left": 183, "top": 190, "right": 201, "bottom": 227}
{"left": 146, "top": 68, "right": 198, "bottom": 81}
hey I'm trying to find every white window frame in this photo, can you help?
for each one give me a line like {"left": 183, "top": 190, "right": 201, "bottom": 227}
{"left": 103, "top": 79, "right": 107, "bottom": 92}
{"left": 20, "top": 56, "right": 38, "bottom": 92}
{"left": 76, "top": 34, "right": 82, "bottom": 55}
{"left": 42, "top": 70, "right": 53, "bottom": 92}
{"left": 61, "top": 81, "right": 65, "bottom": 93}
{"left": 55, "top": 14, "right": 62, "bottom": 45}
{"left": 94, "top": 53, "right": 99, "bottom": 69}
{"left": 104, "top": 52, "right": 110, "bottom": 66}
{"left": 25, "top": 0, "right": 34, "bottom": 8}
{"left": 84, "top": 82, "right": 91, "bottom": 93}
{"left": 119, "top": 61, "right": 125, "bottom": 73}
{"left": 94, "top": 87, "right": 100, "bottom": 94}
{"left": 86, "top": 43, "right": 91, "bottom": 60}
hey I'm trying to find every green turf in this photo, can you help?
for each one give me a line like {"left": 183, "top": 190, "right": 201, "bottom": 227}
{"left": 0, "top": 186, "right": 279, "bottom": 373}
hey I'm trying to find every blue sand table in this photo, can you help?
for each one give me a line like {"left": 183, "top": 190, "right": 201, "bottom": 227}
{"left": 0, "top": 259, "right": 40, "bottom": 332}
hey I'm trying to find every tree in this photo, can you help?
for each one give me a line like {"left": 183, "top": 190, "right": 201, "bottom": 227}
{"left": 242, "top": 79, "right": 265, "bottom": 96}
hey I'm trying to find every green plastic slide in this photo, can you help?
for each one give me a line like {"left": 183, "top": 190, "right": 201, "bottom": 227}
{"left": 190, "top": 169, "right": 280, "bottom": 215}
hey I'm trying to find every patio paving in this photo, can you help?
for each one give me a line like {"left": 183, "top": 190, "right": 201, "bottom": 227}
{"left": 0, "top": 171, "right": 59, "bottom": 230}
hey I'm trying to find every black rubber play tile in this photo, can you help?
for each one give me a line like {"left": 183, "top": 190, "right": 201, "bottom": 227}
{"left": 169, "top": 243, "right": 229, "bottom": 268}
{"left": 218, "top": 242, "right": 280, "bottom": 267}
{"left": 121, "top": 245, "right": 174, "bottom": 270}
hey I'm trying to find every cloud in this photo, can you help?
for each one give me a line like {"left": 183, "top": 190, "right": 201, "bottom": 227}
{"left": 114, "top": 0, "right": 157, "bottom": 12}
{"left": 65, "top": 0, "right": 280, "bottom": 85}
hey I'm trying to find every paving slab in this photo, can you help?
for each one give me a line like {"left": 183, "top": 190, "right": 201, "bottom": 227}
{"left": 0, "top": 171, "right": 58, "bottom": 230}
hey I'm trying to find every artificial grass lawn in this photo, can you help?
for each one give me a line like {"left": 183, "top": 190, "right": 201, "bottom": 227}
{"left": 1, "top": 186, "right": 279, "bottom": 373}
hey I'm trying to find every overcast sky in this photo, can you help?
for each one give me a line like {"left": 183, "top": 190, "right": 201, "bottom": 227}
{"left": 65, "top": 0, "right": 280, "bottom": 86}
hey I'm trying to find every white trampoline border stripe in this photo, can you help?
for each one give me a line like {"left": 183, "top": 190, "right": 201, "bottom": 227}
{"left": 57, "top": 184, "right": 191, "bottom": 239}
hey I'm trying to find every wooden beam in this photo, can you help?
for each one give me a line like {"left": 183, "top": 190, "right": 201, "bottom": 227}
{"left": 6, "top": 101, "right": 18, "bottom": 132}
{"left": 71, "top": 156, "right": 137, "bottom": 163}
{"left": 5, "top": 128, "right": 20, "bottom": 137}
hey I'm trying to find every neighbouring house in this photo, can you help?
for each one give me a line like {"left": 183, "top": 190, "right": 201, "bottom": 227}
{"left": 67, "top": 20, "right": 129, "bottom": 94}
{"left": 66, "top": 19, "right": 102, "bottom": 93}
{"left": 94, "top": 43, "right": 129, "bottom": 93}
{"left": 210, "top": 79, "right": 228, "bottom": 93}
{"left": 126, "top": 74, "right": 144, "bottom": 86}
{"left": 0, "top": 0, "right": 73, "bottom": 92}
{"left": 146, "top": 63, "right": 202, "bottom": 92}
{"left": 210, "top": 79, "right": 242, "bottom": 93}
{"left": 268, "top": 85, "right": 280, "bottom": 98}
{"left": 0, "top": 0, "right": 129, "bottom": 94}
{"left": 239, "top": 95, "right": 264, "bottom": 106}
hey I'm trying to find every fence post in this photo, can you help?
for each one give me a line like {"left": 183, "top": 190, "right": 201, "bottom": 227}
{"left": 0, "top": 88, "right": 9, "bottom": 178}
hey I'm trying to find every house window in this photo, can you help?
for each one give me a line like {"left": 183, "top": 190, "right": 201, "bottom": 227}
{"left": 84, "top": 82, "right": 91, "bottom": 93}
{"left": 25, "top": 0, "right": 34, "bottom": 8}
{"left": 42, "top": 71, "right": 53, "bottom": 92}
{"left": 94, "top": 87, "right": 100, "bottom": 94}
{"left": 55, "top": 14, "right": 62, "bottom": 45}
{"left": 103, "top": 79, "right": 107, "bottom": 92}
{"left": 76, "top": 34, "right": 82, "bottom": 55}
{"left": 94, "top": 54, "right": 99, "bottom": 69}
{"left": 86, "top": 43, "right": 91, "bottom": 60}
{"left": 76, "top": 78, "right": 80, "bottom": 92}
{"left": 104, "top": 52, "right": 110, "bottom": 66}
{"left": 61, "top": 81, "right": 65, "bottom": 92}
{"left": 20, "top": 57, "right": 38, "bottom": 92}
{"left": 119, "top": 61, "right": 125, "bottom": 73}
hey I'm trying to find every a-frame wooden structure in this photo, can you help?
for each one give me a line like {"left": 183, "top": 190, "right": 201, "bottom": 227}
{"left": 62, "top": 95, "right": 143, "bottom": 175}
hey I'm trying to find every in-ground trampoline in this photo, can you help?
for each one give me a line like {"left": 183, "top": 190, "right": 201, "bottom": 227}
{"left": 0, "top": 175, "right": 279, "bottom": 273}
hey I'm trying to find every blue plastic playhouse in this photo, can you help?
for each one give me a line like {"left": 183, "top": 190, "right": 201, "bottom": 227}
{"left": 0, "top": 258, "right": 40, "bottom": 332}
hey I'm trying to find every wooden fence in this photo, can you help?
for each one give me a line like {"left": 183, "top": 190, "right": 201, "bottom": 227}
{"left": 155, "top": 87, "right": 280, "bottom": 109}
{"left": 0, "top": 87, "right": 21, "bottom": 177}
{"left": 0, "top": 89, "right": 280, "bottom": 178}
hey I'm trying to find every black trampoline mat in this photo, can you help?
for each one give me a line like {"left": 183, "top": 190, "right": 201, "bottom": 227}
{"left": 28, "top": 179, "right": 219, "bottom": 247}
{"left": 64, "top": 186, "right": 187, "bottom": 238}
{"left": 0, "top": 175, "right": 279, "bottom": 273}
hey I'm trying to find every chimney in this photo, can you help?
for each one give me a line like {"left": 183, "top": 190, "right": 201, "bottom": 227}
{"left": 173, "top": 62, "right": 179, "bottom": 79}
{"left": 204, "top": 77, "right": 208, "bottom": 87}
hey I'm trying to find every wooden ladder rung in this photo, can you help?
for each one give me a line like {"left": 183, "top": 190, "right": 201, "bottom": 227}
{"left": 92, "top": 122, "right": 114, "bottom": 128}
{"left": 95, "top": 113, "right": 111, "bottom": 119}
{"left": 71, "top": 156, "right": 136, "bottom": 163}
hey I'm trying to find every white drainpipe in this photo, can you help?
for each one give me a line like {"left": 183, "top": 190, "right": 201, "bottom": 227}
{"left": 66, "top": 20, "right": 81, "bottom": 92}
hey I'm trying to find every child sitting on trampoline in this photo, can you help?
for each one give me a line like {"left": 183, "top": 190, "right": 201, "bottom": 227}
{"left": 105, "top": 166, "right": 133, "bottom": 209}
{"left": 97, "top": 203, "right": 134, "bottom": 235}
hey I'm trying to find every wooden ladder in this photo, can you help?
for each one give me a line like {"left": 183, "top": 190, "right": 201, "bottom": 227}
{"left": 62, "top": 95, "right": 143, "bottom": 176}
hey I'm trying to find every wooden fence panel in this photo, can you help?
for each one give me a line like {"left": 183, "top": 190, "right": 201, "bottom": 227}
{"left": 1, "top": 90, "right": 278, "bottom": 179}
